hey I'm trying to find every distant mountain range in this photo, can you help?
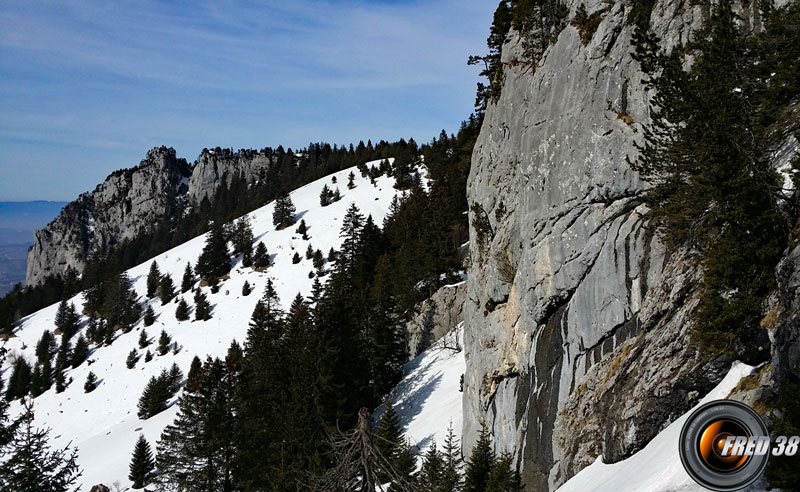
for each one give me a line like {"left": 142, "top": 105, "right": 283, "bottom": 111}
{"left": 0, "top": 201, "right": 67, "bottom": 295}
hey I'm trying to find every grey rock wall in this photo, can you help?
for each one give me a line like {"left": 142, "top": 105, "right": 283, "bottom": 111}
{"left": 188, "top": 149, "right": 273, "bottom": 204}
{"left": 406, "top": 282, "right": 466, "bottom": 358}
{"left": 461, "top": 0, "right": 783, "bottom": 490}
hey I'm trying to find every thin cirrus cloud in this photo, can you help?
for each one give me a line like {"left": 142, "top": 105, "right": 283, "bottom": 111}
{"left": 0, "top": 0, "right": 494, "bottom": 201}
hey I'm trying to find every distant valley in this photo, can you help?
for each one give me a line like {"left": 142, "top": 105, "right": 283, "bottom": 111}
{"left": 0, "top": 201, "right": 67, "bottom": 295}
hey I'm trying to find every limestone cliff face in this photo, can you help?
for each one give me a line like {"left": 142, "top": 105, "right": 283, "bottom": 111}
{"left": 26, "top": 147, "right": 191, "bottom": 286}
{"left": 188, "top": 149, "right": 273, "bottom": 204}
{"left": 26, "top": 146, "right": 276, "bottom": 286}
{"left": 462, "top": 0, "right": 795, "bottom": 490}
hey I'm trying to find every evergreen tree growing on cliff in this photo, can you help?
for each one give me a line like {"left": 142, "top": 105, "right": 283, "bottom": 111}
{"left": 128, "top": 434, "right": 155, "bottom": 489}
{"left": 195, "top": 222, "right": 231, "bottom": 281}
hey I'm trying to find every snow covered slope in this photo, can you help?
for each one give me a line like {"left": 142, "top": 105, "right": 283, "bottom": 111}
{"left": 1, "top": 161, "right": 410, "bottom": 490}
{"left": 556, "top": 362, "right": 770, "bottom": 492}
{"left": 388, "top": 324, "right": 466, "bottom": 454}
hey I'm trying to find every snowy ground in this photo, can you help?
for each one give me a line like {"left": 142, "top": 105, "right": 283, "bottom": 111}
{"left": 385, "top": 324, "right": 466, "bottom": 455}
{"left": 1, "top": 161, "right": 417, "bottom": 490}
{"left": 556, "top": 361, "right": 770, "bottom": 492}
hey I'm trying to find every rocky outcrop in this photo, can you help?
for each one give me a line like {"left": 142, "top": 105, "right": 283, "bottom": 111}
{"left": 188, "top": 149, "right": 273, "bottom": 204}
{"left": 406, "top": 281, "right": 466, "bottom": 358}
{"left": 26, "top": 147, "right": 191, "bottom": 286}
{"left": 462, "top": 0, "right": 795, "bottom": 490}
{"left": 26, "top": 146, "right": 278, "bottom": 286}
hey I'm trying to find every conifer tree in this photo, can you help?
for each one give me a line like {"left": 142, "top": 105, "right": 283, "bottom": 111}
{"left": 137, "top": 375, "right": 170, "bottom": 419}
{"left": 144, "top": 350, "right": 153, "bottom": 363}
{"left": 320, "top": 184, "right": 332, "bottom": 206}
{"left": 296, "top": 219, "right": 308, "bottom": 238}
{"left": 54, "top": 367, "right": 65, "bottom": 394}
{"left": 5, "top": 357, "right": 32, "bottom": 401}
{"left": 143, "top": 305, "right": 155, "bottom": 327}
{"left": 83, "top": 372, "right": 97, "bottom": 393}
{"left": 167, "top": 363, "right": 184, "bottom": 394}
{"left": 253, "top": 241, "right": 269, "bottom": 269}
{"left": 347, "top": 170, "right": 356, "bottom": 189}
{"left": 101, "top": 272, "right": 141, "bottom": 332}
{"left": 376, "top": 397, "right": 403, "bottom": 470}
{"left": 29, "top": 365, "right": 44, "bottom": 398}
{"left": 273, "top": 191, "right": 297, "bottom": 229}
{"left": 138, "top": 329, "right": 150, "bottom": 349}
{"left": 158, "top": 330, "right": 172, "bottom": 355}
{"left": 333, "top": 187, "right": 341, "bottom": 201}
{"left": 40, "top": 359, "right": 53, "bottom": 393}
{"left": 441, "top": 421, "right": 464, "bottom": 490}
{"left": 306, "top": 243, "right": 314, "bottom": 260}
{"left": 232, "top": 216, "right": 254, "bottom": 265}
{"left": 485, "top": 452, "right": 523, "bottom": 492}
{"left": 128, "top": 434, "right": 155, "bottom": 489}
{"left": 175, "top": 298, "right": 189, "bottom": 322}
{"left": 0, "top": 400, "right": 82, "bottom": 491}
{"left": 196, "top": 222, "right": 231, "bottom": 281}
{"left": 193, "top": 290, "right": 211, "bottom": 321}
{"left": 35, "top": 330, "right": 56, "bottom": 365}
{"left": 54, "top": 300, "right": 79, "bottom": 342}
{"left": 292, "top": 252, "right": 301, "bottom": 264}
{"left": 181, "top": 262, "right": 195, "bottom": 293}
{"left": 328, "top": 247, "right": 337, "bottom": 263}
{"left": 127, "top": 349, "right": 139, "bottom": 369}
{"left": 146, "top": 261, "right": 161, "bottom": 299}
{"left": 417, "top": 441, "right": 444, "bottom": 491}
{"left": 186, "top": 356, "right": 203, "bottom": 392}
{"left": 55, "top": 341, "right": 70, "bottom": 374}
{"left": 70, "top": 335, "right": 88, "bottom": 369}
{"left": 464, "top": 423, "right": 495, "bottom": 492}
{"left": 313, "top": 249, "right": 325, "bottom": 272}
{"left": 158, "top": 274, "right": 176, "bottom": 305}
{"left": 242, "top": 280, "right": 252, "bottom": 296}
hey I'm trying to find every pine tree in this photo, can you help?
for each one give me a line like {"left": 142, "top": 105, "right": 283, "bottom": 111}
{"left": 253, "top": 241, "right": 269, "bottom": 269}
{"left": 143, "top": 305, "right": 155, "bottom": 327}
{"left": 296, "top": 219, "right": 308, "bottom": 237}
{"left": 40, "top": 359, "right": 53, "bottom": 393}
{"left": 347, "top": 171, "right": 356, "bottom": 189}
{"left": 144, "top": 350, "right": 153, "bottom": 363}
{"left": 376, "top": 397, "right": 403, "bottom": 470}
{"left": 29, "top": 365, "right": 44, "bottom": 398}
{"left": 320, "top": 184, "right": 332, "bottom": 206}
{"left": 54, "top": 300, "right": 79, "bottom": 342}
{"left": 54, "top": 367, "right": 65, "bottom": 394}
{"left": 417, "top": 441, "right": 444, "bottom": 491}
{"left": 5, "top": 357, "right": 32, "bottom": 401}
{"left": 128, "top": 434, "right": 155, "bottom": 489}
{"left": 333, "top": 187, "right": 341, "bottom": 201}
{"left": 193, "top": 290, "right": 211, "bottom": 321}
{"left": 167, "top": 363, "right": 184, "bottom": 394}
{"left": 242, "top": 280, "right": 252, "bottom": 296}
{"left": 85, "top": 318, "right": 98, "bottom": 344}
{"left": 156, "top": 357, "right": 237, "bottom": 491}
{"left": 137, "top": 375, "right": 170, "bottom": 419}
{"left": 464, "top": 423, "right": 495, "bottom": 492}
{"left": 158, "top": 330, "right": 172, "bottom": 355}
{"left": 232, "top": 216, "right": 254, "bottom": 264}
{"left": 196, "top": 222, "right": 231, "bottom": 281}
{"left": 138, "top": 329, "right": 150, "bottom": 349}
{"left": 127, "top": 349, "right": 139, "bottom": 369}
{"left": 306, "top": 243, "right": 314, "bottom": 260}
{"left": 273, "top": 191, "right": 297, "bottom": 229}
{"left": 485, "top": 452, "right": 523, "bottom": 492}
{"left": 35, "top": 331, "right": 56, "bottom": 365}
{"left": 181, "top": 262, "right": 195, "bottom": 293}
{"left": 313, "top": 249, "right": 325, "bottom": 272}
{"left": 101, "top": 272, "right": 141, "bottom": 332}
{"left": 292, "top": 252, "right": 301, "bottom": 264}
{"left": 83, "top": 372, "right": 97, "bottom": 393}
{"left": 175, "top": 298, "right": 189, "bottom": 322}
{"left": 158, "top": 274, "right": 176, "bottom": 305}
{"left": 146, "top": 261, "right": 161, "bottom": 298}
{"left": 0, "top": 400, "right": 82, "bottom": 491}
{"left": 441, "top": 421, "right": 464, "bottom": 491}
{"left": 70, "top": 335, "right": 88, "bottom": 369}
{"left": 186, "top": 356, "right": 203, "bottom": 392}
{"left": 328, "top": 247, "right": 337, "bottom": 262}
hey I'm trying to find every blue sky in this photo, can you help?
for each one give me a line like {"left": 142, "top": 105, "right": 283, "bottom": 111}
{"left": 0, "top": 0, "right": 495, "bottom": 201}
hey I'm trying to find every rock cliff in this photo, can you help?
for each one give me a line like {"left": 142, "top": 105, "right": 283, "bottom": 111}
{"left": 26, "top": 146, "right": 277, "bottom": 286}
{"left": 26, "top": 147, "right": 191, "bottom": 286}
{"left": 462, "top": 0, "right": 798, "bottom": 490}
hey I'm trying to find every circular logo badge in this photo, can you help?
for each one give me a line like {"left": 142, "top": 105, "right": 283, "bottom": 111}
{"left": 679, "top": 400, "right": 769, "bottom": 491}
